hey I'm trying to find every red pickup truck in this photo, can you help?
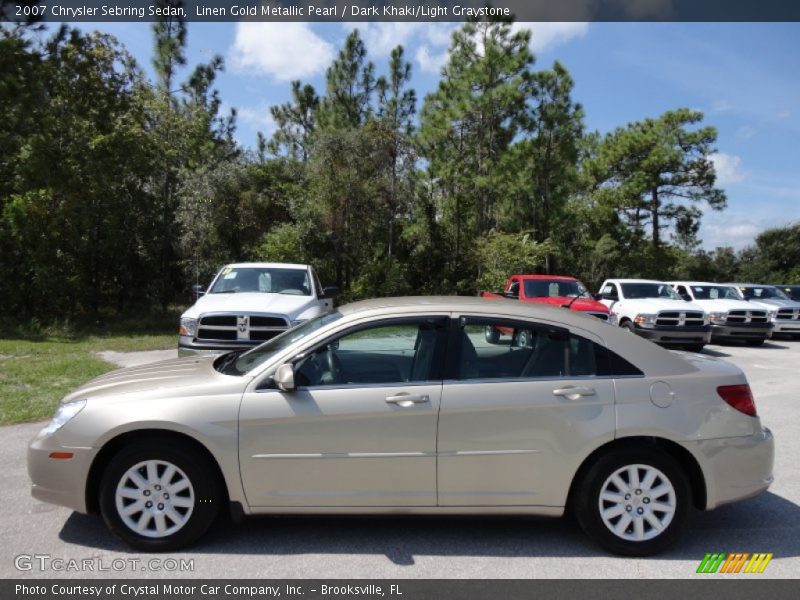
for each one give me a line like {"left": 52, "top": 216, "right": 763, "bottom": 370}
{"left": 481, "top": 274, "right": 611, "bottom": 326}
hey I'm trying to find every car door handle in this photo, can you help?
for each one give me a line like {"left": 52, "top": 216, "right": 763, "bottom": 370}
{"left": 385, "top": 393, "right": 430, "bottom": 407}
{"left": 552, "top": 386, "right": 596, "bottom": 400}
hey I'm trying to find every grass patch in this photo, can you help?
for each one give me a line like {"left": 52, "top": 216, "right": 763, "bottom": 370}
{"left": 0, "top": 332, "right": 175, "bottom": 425}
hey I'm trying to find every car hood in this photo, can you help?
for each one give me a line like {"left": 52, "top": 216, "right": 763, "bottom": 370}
{"left": 63, "top": 356, "right": 235, "bottom": 403}
{"left": 618, "top": 298, "right": 706, "bottom": 313}
{"left": 528, "top": 296, "right": 609, "bottom": 313}
{"left": 691, "top": 298, "right": 763, "bottom": 312}
{"left": 182, "top": 292, "right": 315, "bottom": 319}
{"left": 744, "top": 297, "right": 800, "bottom": 309}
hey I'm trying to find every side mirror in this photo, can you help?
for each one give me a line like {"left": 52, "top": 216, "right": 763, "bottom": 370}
{"left": 593, "top": 293, "right": 603, "bottom": 301}
{"left": 273, "top": 363, "right": 295, "bottom": 392}
{"left": 321, "top": 286, "right": 339, "bottom": 299}
{"left": 192, "top": 284, "right": 205, "bottom": 297}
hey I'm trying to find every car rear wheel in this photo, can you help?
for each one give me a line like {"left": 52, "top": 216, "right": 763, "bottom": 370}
{"left": 574, "top": 447, "right": 690, "bottom": 556}
{"left": 99, "top": 439, "right": 221, "bottom": 551}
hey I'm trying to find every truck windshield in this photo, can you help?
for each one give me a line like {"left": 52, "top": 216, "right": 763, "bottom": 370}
{"left": 690, "top": 286, "right": 740, "bottom": 300}
{"left": 621, "top": 283, "right": 681, "bottom": 300}
{"left": 209, "top": 267, "right": 311, "bottom": 295}
{"left": 739, "top": 286, "right": 788, "bottom": 300}
{"left": 218, "top": 312, "right": 344, "bottom": 375}
{"left": 524, "top": 279, "right": 588, "bottom": 298}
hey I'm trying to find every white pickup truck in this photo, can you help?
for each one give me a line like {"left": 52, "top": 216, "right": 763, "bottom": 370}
{"left": 597, "top": 278, "right": 711, "bottom": 351}
{"left": 668, "top": 281, "right": 773, "bottom": 346}
{"left": 178, "top": 262, "right": 338, "bottom": 356}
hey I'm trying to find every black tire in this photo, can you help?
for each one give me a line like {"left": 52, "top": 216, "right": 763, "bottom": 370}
{"left": 620, "top": 321, "right": 636, "bottom": 333}
{"left": 484, "top": 326, "right": 500, "bottom": 344}
{"left": 573, "top": 447, "right": 691, "bottom": 556}
{"left": 684, "top": 344, "right": 705, "bottom": 352}
{"left": 745, "top": 339, "right": 766, "bottom": 347}
{"left": 99, "top": 438, "right": 221, "bottom": 552}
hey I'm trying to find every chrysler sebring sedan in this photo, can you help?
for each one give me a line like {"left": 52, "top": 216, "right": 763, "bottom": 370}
{"left": 28, "top": 297, "right": 773, "bottom": 556}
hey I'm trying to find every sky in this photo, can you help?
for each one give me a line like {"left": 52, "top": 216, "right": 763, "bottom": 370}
{"left": 48, "top": 20, "right": 800, "bottom": 250}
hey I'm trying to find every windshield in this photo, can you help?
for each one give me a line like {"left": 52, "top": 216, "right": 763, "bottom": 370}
{"left": 690, "top": 285, "right": 741, "bottom": 301}
{"left": 739, "top": 286, "right": 788, "bottom": 300}
{"left": 523, "top": 279, "right": 588, "bottom": 298}
{"left": 621, "top": 283, "right": 681, "bottom": 300}
{"left": 219, "top": 311, "right": 343, "bottom": 375}
{"left": 209, "top": 267, "right": 311, "bottom": 296}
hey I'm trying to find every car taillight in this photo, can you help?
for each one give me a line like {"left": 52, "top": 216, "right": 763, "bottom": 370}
{"left": 717, "top": 384, "right": 757, "bottom": 417}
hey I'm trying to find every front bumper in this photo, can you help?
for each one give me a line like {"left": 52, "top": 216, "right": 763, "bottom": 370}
{"left": 710, "top": 322, "right": 773, "bottom": 341}
{"left": 633, "top": 324, "right": 711, "bottom": 346}
{"left": 771, "top": 320, "right": 800, "bottom": 335}
{"left": 28, "top": 428, "right": 96, "bottom": 513}
{"left": 688, "top": 427, "right": 774, "bottom": 510}
{"left": 178, "top": 335, "right": 259, "bottom": 357}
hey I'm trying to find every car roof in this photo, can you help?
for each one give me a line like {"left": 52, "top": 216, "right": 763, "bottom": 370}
{"left": 604, "top": 279, "right": 667, "bottom": 284}
{"left": 224, "top": 262, "right": 310, "bottom": 270}
{"left": 340, "top": 295, "right": 608, "bottom": 328}
{"left": 668, "top": 281, "right": 736, "bottom": 287}
{"left": 725, "top": 283, "right": 776, "bottom": 288}
{"left": 510, "top": 274, "right": 578, "bottom": 281}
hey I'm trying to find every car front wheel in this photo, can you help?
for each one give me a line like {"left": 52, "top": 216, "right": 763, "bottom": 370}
{"left": 574, "top": 448, "right": 690, "bottom": 556}
{"left": 99, "top": 439, "right": 221, "bottom": 551}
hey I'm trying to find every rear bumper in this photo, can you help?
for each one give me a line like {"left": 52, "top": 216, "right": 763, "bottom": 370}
{"left": 178, "top": 335, "right": 259, "bottom": 357}
{"left": 633, "top": 324, "right": 711, "bottom": 346}
{"left": 28, "top": 428, "right": 95, "bottom": 514}
{"left": 710, "top": 322, "right": 773, "bottom": 341}
{"left": 689, "top": 428, "right": 774, "bottom": 510}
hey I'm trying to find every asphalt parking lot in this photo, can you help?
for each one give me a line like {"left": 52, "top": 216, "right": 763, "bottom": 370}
{"left": 2, "top": 340, "right": 799, "bottom": 579}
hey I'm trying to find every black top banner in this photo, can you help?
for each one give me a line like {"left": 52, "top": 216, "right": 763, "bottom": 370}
{"left": 3, "top": 0, "right": 800, "bottom": 23}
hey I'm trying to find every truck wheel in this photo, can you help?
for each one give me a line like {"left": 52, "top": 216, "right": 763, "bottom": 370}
{"left": 99, "top": 438, "right": 221, "bottom": 551}
{"left": 621, "top": 321, "right": 636, "bottom": 333}
{"left": 484, "top": 326, "right": 500, "bottom": 344}
{"left": 573, "top": 447, "right": 690, "bottom": 556}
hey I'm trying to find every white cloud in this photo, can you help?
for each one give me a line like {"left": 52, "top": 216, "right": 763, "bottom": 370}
{"left": 229, "top": 23, "right": 333, "bottom": 81}
{"left": 701, "top": 213, "right": 764, "bottom": 250}
{"left": 710, "top": 153, "right": 748, "bottom": 186}
{"left": 415, "top": 45, "right": 449, "bottom": 75}
{"left": 777, "top": 108, "right": 792, "bottom": 120}
{"left": 237, "top": 106, "right": 276, "bottom": 134}
{"left": 735, "top": 125, "right": 757, "bottom": 141}
{"left": 345, "top": 23, "right": 423, "bottom": 57}
{"left": 512, "top": 22, "right": 589, "bottom": 53}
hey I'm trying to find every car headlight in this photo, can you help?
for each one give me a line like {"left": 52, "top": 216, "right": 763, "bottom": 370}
{"left": 179, "top": 317, "right": 198, "bottom": 337}
{"left": 708, "top": 311, "right": 728, "bottom": 324}
{"left": 633, "top": 313, "right": 657, "bottom": 326}
{"left": 42, "top": 400, "right": 86, "bottom": 436}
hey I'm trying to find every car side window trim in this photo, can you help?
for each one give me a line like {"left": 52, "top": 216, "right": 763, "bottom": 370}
{"left": 258, "top": 316, "right": 449, "bottom": 391}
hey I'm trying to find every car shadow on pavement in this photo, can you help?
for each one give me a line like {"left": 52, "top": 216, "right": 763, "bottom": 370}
{"left": 59, "top": 491, "right": 800, "bottom": 565}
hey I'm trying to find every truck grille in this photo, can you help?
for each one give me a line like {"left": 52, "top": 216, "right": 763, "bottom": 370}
{"left": 588, "top": 312, "right": 609, "bottom": 321}
{"left": 197, "top": 313, "right": 290, "bottom": 343}
{"left": 777, "top": 309, "right": 800, "bottom": 321}
{"left": 655, "top": 311, "right": 705, "bottom": 327}
{"left": 726, "top": 309, "right": 769, "bottom": 324}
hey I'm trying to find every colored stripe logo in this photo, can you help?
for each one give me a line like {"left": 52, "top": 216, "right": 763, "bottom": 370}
{"left": 696, "top": 552, "right": 773, "bottom": 574}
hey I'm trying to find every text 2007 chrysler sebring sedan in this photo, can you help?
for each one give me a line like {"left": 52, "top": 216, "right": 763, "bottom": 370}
{"left": 29, "top": 297, "right": 774, "bottom": 555}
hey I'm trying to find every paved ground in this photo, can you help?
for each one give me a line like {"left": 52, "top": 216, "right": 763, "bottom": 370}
{"left": 3, "top": 341, "right": 799, "bottom": 579}
{"left": 96, "top": 349, "right": 177, "bottom": 368}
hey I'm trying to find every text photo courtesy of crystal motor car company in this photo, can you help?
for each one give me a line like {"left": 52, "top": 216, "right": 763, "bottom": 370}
{"left": 28, "top": 262, "right": 792, "bottom": 556}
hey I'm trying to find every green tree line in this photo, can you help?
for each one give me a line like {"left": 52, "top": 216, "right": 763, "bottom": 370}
{"left": 1, "top": 15, "right": 797, "bottom": 321}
